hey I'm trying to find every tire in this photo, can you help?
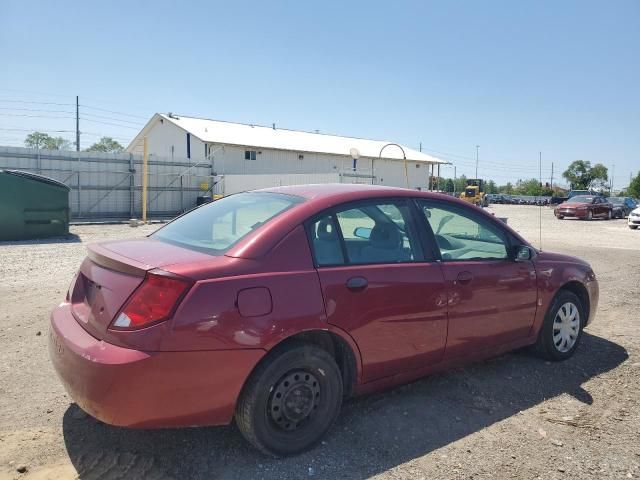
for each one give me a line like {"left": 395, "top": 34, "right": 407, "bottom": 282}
{"left": 534, "top": 290, "right": 585, "bottom": 361}
{"left": 235, "top": 341, "right": 343, "bottom": 456}
{"left": 607, "top": 210, "right": 612, "bottom": 220}
{"left": 585, "top": 210, "right": 593, "bottom": 221}
{"left": 556, "top": 215, "right": 564, "bottom": 220}
{"left": 630, "top": 225, "right": 638, "bottom": 230}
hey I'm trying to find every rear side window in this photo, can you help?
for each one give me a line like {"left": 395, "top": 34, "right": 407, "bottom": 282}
{"left": 153, "top": 192, "right": 302, "bottom": 255}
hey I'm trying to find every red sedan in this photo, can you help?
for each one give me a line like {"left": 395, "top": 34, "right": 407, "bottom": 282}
{"left": 49, "top": 184, "right": 599, "bottom": 456}
{"left": 554, "top": 195, "right": 613, "bottom": 220}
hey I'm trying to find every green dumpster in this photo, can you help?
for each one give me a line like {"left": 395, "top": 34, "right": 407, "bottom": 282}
{"left": 0, "top": 170, "right": 71, "bottom": 240}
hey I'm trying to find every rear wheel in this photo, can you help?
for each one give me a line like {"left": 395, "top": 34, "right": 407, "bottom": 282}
{"left": 556, "top": 215, "right": 564, "bottom": 220}
{"left": 235, "top": 342, "right": 343, "bottom": 456}
{"left": 534, "top": 291, "right": 585, "bottom": 361}
{"left": 585, "top": 210, "right": 593, "bottom": 221}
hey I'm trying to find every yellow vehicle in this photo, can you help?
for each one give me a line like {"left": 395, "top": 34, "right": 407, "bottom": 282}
{"left": 459, "top": 179, "right": 488, "bottom": 207}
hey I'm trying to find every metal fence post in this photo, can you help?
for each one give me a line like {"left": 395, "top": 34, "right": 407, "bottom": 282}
{"left": 180, "top": 174, "right": 184, "bottom": 213}
{"left": 129, "top": 153, "right": 135, "bottom": 218}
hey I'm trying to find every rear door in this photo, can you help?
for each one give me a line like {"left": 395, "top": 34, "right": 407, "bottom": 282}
{"left": 308, "top": 199, "right": 448, "bottom": 383}
{"left": 415, "top": 199, "right": 538, "bottom": 359}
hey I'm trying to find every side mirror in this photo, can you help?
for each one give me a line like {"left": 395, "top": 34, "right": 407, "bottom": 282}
{"left": 353, "top": 227, "right": 372, "bottom": 239}
{"left": 514, "top": 245, "right": 535, "bottom": 262}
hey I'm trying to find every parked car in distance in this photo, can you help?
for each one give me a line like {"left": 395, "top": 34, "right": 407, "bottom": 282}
{"left": 49, "top": 184, "right": 599, "bottom": 456}
{"left": 554, "top": 195, "right": 613, "bottom": 220}
{"left": 607, "top": 197, "right": 637, "bottom": 219}
{"left": 629, "top": 205, "right": 640, "bottom": 229}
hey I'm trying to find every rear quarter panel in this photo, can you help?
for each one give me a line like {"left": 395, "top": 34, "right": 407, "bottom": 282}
{"left": 163, "top": 225, "right": 332, "bottom": 351}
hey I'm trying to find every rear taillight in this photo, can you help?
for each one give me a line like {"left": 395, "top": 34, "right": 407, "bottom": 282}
{"left": 111, "top": 271, "right": 191, "bottom": 330}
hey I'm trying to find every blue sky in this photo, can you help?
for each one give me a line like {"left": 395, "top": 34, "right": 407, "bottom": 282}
{"left": 1, "top": 0, "right": 638, "bottom": 189}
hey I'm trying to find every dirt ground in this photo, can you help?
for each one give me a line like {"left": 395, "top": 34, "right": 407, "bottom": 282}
{"left": 0, "top": 205, "right": 638, "bottom": 480}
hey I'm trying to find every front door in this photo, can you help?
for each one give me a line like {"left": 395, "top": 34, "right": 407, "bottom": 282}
{"left": 415, "top": 199, "right": 538, "bottom": 359}
{"left": 307, "top": 199, "right": 448, "bottom": 383}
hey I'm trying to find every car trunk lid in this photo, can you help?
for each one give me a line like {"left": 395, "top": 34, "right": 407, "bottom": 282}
{"left": 69, "top": 238, "right": 213, "bottom": 340}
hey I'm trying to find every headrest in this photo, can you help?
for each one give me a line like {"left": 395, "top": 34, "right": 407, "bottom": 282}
{"left": 369, "top": 223, "right": 401, "bottom": 249}
{"left": 317, "top": 219, "right": 336, "bottom": 241}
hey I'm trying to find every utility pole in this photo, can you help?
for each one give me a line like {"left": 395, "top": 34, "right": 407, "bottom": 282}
{"left": 550, "top": 162, "right": 554, "bottom": 191}
{"left": 453, "top": 166, "right": 457, "bottom": 196}
{"left": 475, "top": 145, "right": 479, "bottom": 179}
{"left": 75, "top": 96, "right": 80, "bottom": 151}
{"left": 419, "top": 142, "right": 422, "bottom": 152}
{"left": 611, "top": 164, "right": 615, "bottom": 194}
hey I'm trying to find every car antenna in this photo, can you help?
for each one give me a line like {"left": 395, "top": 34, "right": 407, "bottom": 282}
{"left": 539, "top": 151, "right": 543, "bottom": 251}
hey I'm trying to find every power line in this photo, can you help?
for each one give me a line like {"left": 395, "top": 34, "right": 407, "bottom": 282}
{"left": 0, "top": 106, "right": 76, "bottom": 114}
{"left": 80, "top": 117, "right": 141, "bottom": 129}
{"left": 0, "top": 113, "right": 76, "bottom": 120}
{"left": 80, "top": 104, "right": 149, "bottom": 120}
{"left": 0, "top": 127, "right": 75, "bottom": 133}
{"left": 81, "top": 112, "right": 144, "bottom": 125}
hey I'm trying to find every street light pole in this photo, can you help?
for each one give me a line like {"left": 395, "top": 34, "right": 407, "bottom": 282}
{"left": 379, "top": 143, "right": 408, "bottom": 188}
{"left": 475, "top": 145, "right": 479, "bottom": 179}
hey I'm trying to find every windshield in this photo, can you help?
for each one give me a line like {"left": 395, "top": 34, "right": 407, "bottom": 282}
{"left": 569, "top": 196, "right": 594, "bottom": 204}
{"left": 152, "top": 192, "right": 303, "bottom": 255}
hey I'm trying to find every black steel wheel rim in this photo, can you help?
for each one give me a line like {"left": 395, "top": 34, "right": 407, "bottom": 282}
{"left": 268, "top": 370, "right": 321, "bottom": 431}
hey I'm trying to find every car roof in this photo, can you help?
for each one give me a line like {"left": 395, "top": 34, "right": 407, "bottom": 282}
{"left": 227, "top": 184, "right": 530, "bottom": 259}
{"left": 259, "top": 183, "right": 414, "bottom": 201}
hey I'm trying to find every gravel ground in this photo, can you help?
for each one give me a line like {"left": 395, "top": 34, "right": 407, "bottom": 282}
{"left": 0, "top": 205, "right": 638, "bottom": 480}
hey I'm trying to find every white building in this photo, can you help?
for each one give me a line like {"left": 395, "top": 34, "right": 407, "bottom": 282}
{"left": 126, "top": 113, "right": 447, "bottom": 194}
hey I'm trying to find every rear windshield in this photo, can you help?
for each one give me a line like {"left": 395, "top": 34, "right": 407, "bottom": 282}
{"left": 152, "top": 192, "right": 303, "bottom": 255}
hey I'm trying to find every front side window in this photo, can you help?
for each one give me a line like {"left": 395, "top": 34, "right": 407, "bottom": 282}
{"left": 417, "top": 200, "right": 509, "bottom": 261}
{"left": 153, "top": 192, "right": 302, "bottom": 255}
{"left": 334, "top": 201, "right": 422, "bottom": 264}
{"left": 308, "top": 215, "right": 345, "bottom": 266}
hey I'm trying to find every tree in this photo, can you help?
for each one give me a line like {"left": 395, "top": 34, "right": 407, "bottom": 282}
{"left": 444, "top": 178, "right": 455, "bottom": 193}
{"left": 455, "top": 175, "right": 468, "bottom": 194}
{"left": 499, "top": 182, "right": 514, "bottom": 194}
{"left": 629, "top": 171, "right": 640, "bottom": 198}
{"left": 24, "top": 132, "right": 71, "bottom": 150}
{"left": 486, "top": 180, "right": 498, "bottom": 194}
{"left": 515, "top": 178, "right": 542, "bottom": 196}
{"left": 87, "top": 137, "right": 124, "bottom": 153}
{"left": 562, "top": 160, "right": 608, "bottom": 190}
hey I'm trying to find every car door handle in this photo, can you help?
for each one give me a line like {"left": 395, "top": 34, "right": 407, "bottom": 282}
{"left": 455, "top": 271, "right": 473, "bottom": 285}
{"left": 346, "top": 276, "right": 368, "bottom": 292}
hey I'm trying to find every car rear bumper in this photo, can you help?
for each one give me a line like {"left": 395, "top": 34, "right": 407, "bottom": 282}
{"left": 49, "top": 303, "right": 265, "bottom": 428}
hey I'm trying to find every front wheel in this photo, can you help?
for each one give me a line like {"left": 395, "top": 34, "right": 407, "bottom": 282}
{"left": 630, "top": 225, "right": 638, "bottom": 230}
{"left": 534, "top": 291, "right": 585, "bottom": 361}
{"left": 235, "top": 342, "right": 343, "bottom": 456}
{"left": 585, "top": 210, "right": 593, "bottom": 221}
{"left": 607, "top": 210, "right": 612, "bottom": 220}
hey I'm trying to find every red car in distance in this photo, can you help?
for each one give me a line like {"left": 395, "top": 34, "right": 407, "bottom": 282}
{"left": 49, "top": 184, "right": 599, "bottom": 456}
{"left": 554, "top": 195, "right": 613, "bottom": 220}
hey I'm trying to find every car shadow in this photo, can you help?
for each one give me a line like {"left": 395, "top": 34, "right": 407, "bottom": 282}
{"left": 61, "top": 332, "right": 627, "bottom": 480}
